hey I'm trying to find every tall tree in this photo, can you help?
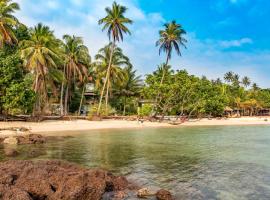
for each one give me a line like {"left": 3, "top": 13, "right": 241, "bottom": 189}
{"left": 242, "top": 76, "right": 251, "bottom": 88}
{"left": 94, "top": 44, "right": 130, "bottom": 114}
{"left": 61, "top": 35, "right": 90, "bottom": 115}
{"left": 97, "top": 1, "right": 132, "bottom": 115}
{"left": 0, "top": 0, "right": 20, "bottom": 47}
{"left": 224, "top": 71, "right": 234, "bottom": 83}
{"left": 156, "top": 20, "right": 187, "bottom": 84}
{"left": 155, "top": 21, "right": 186, "bottom": 114}
{"left": 20, "top": 23, "right": 62, "bottom": 115}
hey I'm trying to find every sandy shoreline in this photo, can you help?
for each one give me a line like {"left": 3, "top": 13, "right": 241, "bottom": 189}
{"left": 0, "top": 117, "right": 270, "bottom": 136}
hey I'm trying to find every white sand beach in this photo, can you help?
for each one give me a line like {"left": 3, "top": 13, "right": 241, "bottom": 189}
{"left": 0, "top": 117, "right": 270, "bottom": 136}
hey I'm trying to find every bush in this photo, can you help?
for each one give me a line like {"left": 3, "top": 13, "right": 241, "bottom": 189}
{"left": 138, "top": 104, "right": 153, "bottom": 117}
{"left": 88, "top": 103, "right": 116, "bottom": 119}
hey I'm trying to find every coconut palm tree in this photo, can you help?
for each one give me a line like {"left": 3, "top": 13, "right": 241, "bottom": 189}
{"left": 252, "top": 83, "right": 259, "bottom": 91}
{"left": 242, "top": 76, "right": 251, "bottom": 88}
{"left": 20, "top": 23, "right": 62, "bottom": 114}
{"left": 94, "top": 44, "right": 130, "bottom": 114}
{"left": 156, "top": 20, "right": 187, "bottom": 84}
{"left": 61, "top": 35, "right": 91, "bottom": 115}
{"left": 97, "top": 1, "right": 132, "bottom": 115}
{"left": 224, "top": 71, "right": 234, "bottom": 83}
{"left": 0, "top": 0, "right": 20, "bottom": 47}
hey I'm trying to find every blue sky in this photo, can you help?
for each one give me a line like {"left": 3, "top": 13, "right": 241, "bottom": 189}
{"left": 14, "top": 0, "right": 270, "bottom": 87}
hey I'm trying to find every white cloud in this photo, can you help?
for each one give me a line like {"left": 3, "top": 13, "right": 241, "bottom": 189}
{"left": 219, "top": 38, "right": 253, "bottom": 48}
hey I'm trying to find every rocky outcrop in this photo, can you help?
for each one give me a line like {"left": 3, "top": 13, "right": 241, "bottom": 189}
{"left": 16, "top": 134, "right": 46, "bottom": 144}
{"left": 0, "top": 160, "right": 134, "bottom": 200}
{"left": 0, "top": 134, "right": 46, "bottom": 145}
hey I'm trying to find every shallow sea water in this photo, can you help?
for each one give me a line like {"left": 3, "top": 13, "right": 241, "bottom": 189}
{"left": 1, "top": 125, "right": 270, "bottom": 199}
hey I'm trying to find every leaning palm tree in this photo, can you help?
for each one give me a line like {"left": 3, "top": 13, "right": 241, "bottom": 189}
{"left": 94, "top": 44, "right": 130, "bottom": 114}
{"left": 156, "top": 20, "right": 187, "bottom": 84}
{"left": 0, "top": 0, "right": 20, "bottom": 47}
{"left": 61, "top": 35, "right": 91, "bottom": 115}
{"left": 97, "top": 1, "right": 132, "bottom": 115}
{"left": 20, "top": 23, "right": 62, "bottom": 115}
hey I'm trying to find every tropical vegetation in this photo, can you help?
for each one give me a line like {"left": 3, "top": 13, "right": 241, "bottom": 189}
{"left": 1, "top": 0, "right": 270, "bottom": 119}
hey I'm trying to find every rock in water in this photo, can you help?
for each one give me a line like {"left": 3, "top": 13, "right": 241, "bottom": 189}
{"left": 137, "top": 188, "right": 151, "bottom": 198}
{"left": 17, "top": 134, "right": 46, "bottom": 144}
{"left": 0, "top": 160, "right": 134, "bottom": 200}
{"left": 156, "top": 189, "right": 173, "bottom": 200}
{"left": 3, "top": 137, "right": 18, "bottom": 145}
{"left": 4, "top": 148, "right": 19, "bottom": 157}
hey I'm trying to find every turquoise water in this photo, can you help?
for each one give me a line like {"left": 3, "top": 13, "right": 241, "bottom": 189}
{"left": 1, "top": 126, "right": 270, "bottom": 199}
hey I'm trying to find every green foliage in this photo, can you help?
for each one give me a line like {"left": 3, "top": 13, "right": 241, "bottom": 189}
{"left": 0, "top": 47, "right": 35, "bottom": 114}
{"left": 68, "top": 88, "right": 82, "bottom": 113}
{"left": 2, "top": 82, "right": 35, "bottom": 114}
{"left": 88, "top": 103, "right": 116, "bottom": 117}
{"left": 138, "top": 104, "right": 153, "bottom": 117}
{"left": 143, "top": 69, "right": 229, "bottom": 117}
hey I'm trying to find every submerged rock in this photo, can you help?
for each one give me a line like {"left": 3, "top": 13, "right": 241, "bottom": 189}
{"left": 1, "top": 134, "right": 46, "bottom": 145}
{"left": 4, "top": 148, "right": 19, "bottom": 157}
{"left": 156, "top": 189, "right": 173, "bottom": 200}
{"left": 0, "top": 160, "right": 135, "bottom": 200}
{"left": 17, "top": 134, "right": 46, "bottom": 144}
{"left": 137, "top": 187, "right": 152, "bottom": 198}
{"left": 3, "top": 137, "right": 18, "bottom": 145}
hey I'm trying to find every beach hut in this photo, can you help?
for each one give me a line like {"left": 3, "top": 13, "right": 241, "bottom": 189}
{"left": 224, "top": 106, "right": 233, "bottom": 117}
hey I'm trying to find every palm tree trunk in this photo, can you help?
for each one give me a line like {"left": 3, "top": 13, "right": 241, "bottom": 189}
{"left": 78, "top": 83, "right": 86, "bottom": 116}
{"left": 160, "top": 55, "right": 170, "bottom": 85}
{"left": 153, "top": 54, "right": 170, "bottom": 115}
{"left": 64, "top": 85, "right": 69, "bottom": 115}
{"left": 60, "top": 65, "right": 66, "bottom": 116}
{"left": 97, "top": 41, "right": 115, "bottom": 116}
{"left": 105, "top": 78, "right": 110, "bottom": 115}
{"left": 123, "top": 96, "right": 126, "bottom": 116}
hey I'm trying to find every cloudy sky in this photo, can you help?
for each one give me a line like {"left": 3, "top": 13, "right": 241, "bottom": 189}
{"left": 14, "top": 0, "right": 270, "bottom": 87}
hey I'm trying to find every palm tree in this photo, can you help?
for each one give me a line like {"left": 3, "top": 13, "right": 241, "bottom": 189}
{"left": 61, "top": 35, "right": 91, "bottom": 115}
{"left": 156, "top": 20, "right": 187, "bottom": 84}
{"left": 0, "top": 0, "right": 20, "bottom": 47}
{"left": 97, "top": 1, "right": 132, "bottom": 115}
{"left": 233, "top": 73, "right": 240, "bottom": 86}
{"left": 20, "top": 23, "right": 62, "bottom": 114}
{"left": 224, "top": 71, "right": 234, "bottom": 83}
{"left": 116, "top": 65, "right": 142, "bottom": 115}
{"left": 94, "top": 44, "right": 130, "bottom": 114}
{"left": 242, "top": 76, "right": 251, "bottom": 88}
{"left": 252, "top": 83, "right": 259, "bottom": 91}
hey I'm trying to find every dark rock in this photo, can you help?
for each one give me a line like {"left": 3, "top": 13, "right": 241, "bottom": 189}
{"left": 156, "top": 189, "right": 173, "bottom": 200}
{"left": 4, "top": 148, "right": 19, "bottom": 157}
{"left": 0, "top": 160, "right": 134, "bottom": 200}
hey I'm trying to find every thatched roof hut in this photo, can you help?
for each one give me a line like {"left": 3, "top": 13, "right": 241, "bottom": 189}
{"left": 224, "top": 106, "right": 233, "bottom": 112}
